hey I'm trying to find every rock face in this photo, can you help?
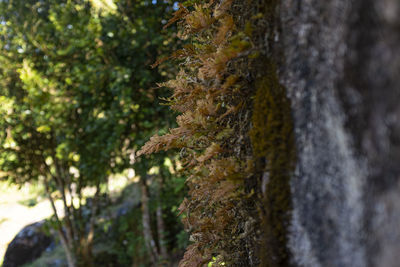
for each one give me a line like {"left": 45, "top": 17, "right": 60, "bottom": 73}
{"left": 3, "top": 221, "right": 52, "bottom": 267}
{"left": 272, "top": 0, "right": 400, "bottom": 266}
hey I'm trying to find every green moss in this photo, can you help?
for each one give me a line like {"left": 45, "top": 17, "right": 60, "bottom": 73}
{"left": 250, "top": 61, "right": 295, "bottom": 266}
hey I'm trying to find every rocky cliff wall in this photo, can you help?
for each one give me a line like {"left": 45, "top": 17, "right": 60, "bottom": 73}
{"left": 273, "top": 1, "right": 400, "bottom": 266}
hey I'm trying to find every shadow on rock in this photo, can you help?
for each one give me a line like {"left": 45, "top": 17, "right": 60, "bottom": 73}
{"left": 3, "top": 221, "right": 53, "bottom": 267}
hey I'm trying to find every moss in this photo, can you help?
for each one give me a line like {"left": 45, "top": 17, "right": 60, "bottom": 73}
{"left": 250, "top": 61, "right": 295, "bottom": 266}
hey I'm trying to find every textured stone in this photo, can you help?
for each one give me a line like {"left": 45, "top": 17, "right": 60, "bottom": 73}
{"left": 274, "top": 0, "right": 400, "bottom": 266}
{"left": 3, "top": 221, "right": 52, "bottom": 267}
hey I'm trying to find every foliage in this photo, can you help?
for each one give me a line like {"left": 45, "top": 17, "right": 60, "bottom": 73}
{"left": 98, "top": 176, "right": 187, "bottom": 267}
{"left": 138, "top": 0, "right": 262, "bottom": 265}
{"left": 0, "top": 0, "right": 176, "bottom": 184}
{"left": 0, "top": 0, "right": 180, "bottom": 265}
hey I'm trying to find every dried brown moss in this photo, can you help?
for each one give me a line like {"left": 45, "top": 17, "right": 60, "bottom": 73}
{"left": 139, "top": 0, "right": 295, "bottom": 266}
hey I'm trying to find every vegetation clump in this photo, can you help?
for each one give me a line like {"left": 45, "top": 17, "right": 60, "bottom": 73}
{"left": 140, "top": 0, "right": 296, "bottom": 266}
{"left": 0, "top": 0, "right": 296, "bottom": 265}
{"left": 138, "top": 0, "right": 259, "bottom": 265}
{"left": 0, "top": 0, "right": 183, "bottom": 266}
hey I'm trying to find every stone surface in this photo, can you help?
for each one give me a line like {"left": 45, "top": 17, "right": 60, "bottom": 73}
{"left": 274, "top": 0, "right": 400, "bottom": 266}
{"left": 3, "top": 221, "right": 52, "bottom": 267}
{"left": 260, "top": 0, "right": 400, "bottom": 266}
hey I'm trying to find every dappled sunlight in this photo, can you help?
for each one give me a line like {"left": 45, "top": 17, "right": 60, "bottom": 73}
{"left": 0, "top": 182, "right": 63, "bottom": 264}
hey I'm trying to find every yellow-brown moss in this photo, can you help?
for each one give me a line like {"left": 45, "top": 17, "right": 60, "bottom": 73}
{"left": 139, "top": 0, "right": 295, "bottom": 265}
{"left": 250, "top": 61, "right": 295, "bottom": 266}
{"left": 139, "top": 1, "right": 260, "bottom": 265}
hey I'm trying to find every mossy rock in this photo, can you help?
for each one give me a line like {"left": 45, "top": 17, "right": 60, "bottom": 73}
{"left": 250, "top": 61, "right": 295, "bottom": 266}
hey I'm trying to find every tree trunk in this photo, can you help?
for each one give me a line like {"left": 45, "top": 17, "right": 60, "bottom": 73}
{"left": 259, "top": 0, "right": 400, "bottom": 266}
{"left": 140, "top": 176, "right": 159, "bottom": 265}
{"left": 155, "top": 177, "right": 168, "bottom": 262}
{"left": 43, "top": 175, "right": 76, "bottom": 267}
{"left": 57, "top": 229, "right": 76, "bottom": 267}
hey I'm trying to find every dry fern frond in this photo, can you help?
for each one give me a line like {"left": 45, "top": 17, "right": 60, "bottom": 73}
{"left": 163, "top": 3, "right": 189, "bottom": 29}
{"left": 139, "top": 0, "right": 256, "bottom": 264}
{"left": 137, "top": 126, "right": 192, "bottom": 156}
{"left": 179, "top": 244, "right": 209, "bottom": 267}
{"left": 151, "top": 44, "right": 197, "bottom": 68}
{"left": 217, "top": 101, "right": 244, "bottom": 121}
{"left": 175, "top": 115, "right": 190, "bottom": 129}
{"left": 197, "top": 143, "right": 222, "bottom": 163}
{"left": 198, "top": 56, "right": 222, "bottom": 80}
{"left": 185, "top": 4, "right": 215, "bottom": 33}
{"left": 178, "top": 197, "right": 190, "bottom": 216}
{"left": 210, "top": 180, "right": 238, "bottom": 204}
{"left": 213, "top": 0, "right": 234, "bottom": 19}
{"left": 213, "top": 15, "right": 234, "bottom": 45}
{"left": 196, "top": 97, "right": 218, "bottom": 116}
{"left": 208, "top": 158, "right": 240, "bottom": 182}
{"left": 198, "top": 43, "right": 244, "bottom": 80}
{"left": 221, "top": 74, "right": 238, "bottom": 91}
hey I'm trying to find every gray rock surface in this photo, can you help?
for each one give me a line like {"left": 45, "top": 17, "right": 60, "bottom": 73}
{"left": 3, "top": 221, "right": 52, "bottom": 267}
{"left": 275, "top": 0, "right": 400, "bottom": 266}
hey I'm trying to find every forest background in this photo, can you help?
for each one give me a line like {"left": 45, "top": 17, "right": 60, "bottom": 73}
{"left": 0, "top": 0, "right": 190, "bottom": 266}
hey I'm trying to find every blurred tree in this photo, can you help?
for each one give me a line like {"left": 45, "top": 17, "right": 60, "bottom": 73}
{"left": 0, "top": 0, "right": 179, "bottom": 266}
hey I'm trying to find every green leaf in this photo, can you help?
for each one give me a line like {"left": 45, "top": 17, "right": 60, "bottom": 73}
{"left": 36, "top": 125, "right": 51, "bottom": 133}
